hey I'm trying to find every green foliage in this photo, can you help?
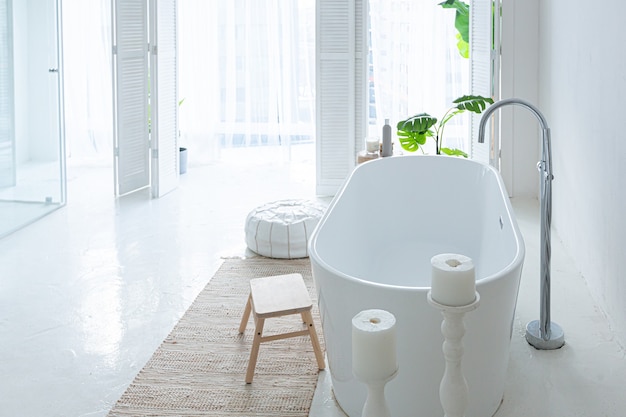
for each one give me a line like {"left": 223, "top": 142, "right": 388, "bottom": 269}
{"left": 456, "top": 33, "right": 469, "bottom": 59}
{"left": 396, "top": 113, "right": 436, "bottom": 153}
{"left": 396, "top": 95, "right": 493, "bottom": 157}
{"left": 441, "top": 147, "right": 469, "bottom": 157}
{"left": 453, "top": 94, "right": 493, "bottom": 112}
{"left": 439, "top": 0, "right": 470, "bottom": 58}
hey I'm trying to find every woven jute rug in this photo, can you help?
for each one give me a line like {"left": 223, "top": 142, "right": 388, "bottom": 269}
{"left": 107, "top": 257, "right": 325, "bottom": 417}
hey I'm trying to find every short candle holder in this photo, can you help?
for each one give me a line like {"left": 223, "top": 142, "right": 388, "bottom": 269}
{"left": 427, "top": 291, "right": 481, "bottom": 417}
{"left": 357, "top": 368, "right": 398, "bottom": 417}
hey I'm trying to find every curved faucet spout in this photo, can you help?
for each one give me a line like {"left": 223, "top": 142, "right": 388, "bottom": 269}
{"left": 478, "top": 98, "right": 549, "bottom": 143}
{"left": 478, "top": 97, "right": 553, "bottom": 184}
{"left": 478, "top": 97, "right": 564, "bottom": 350}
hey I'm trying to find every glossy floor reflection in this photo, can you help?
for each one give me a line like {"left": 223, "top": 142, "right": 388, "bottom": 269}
{"left": 0, "top": 148, "right": 625, "bottom": 417}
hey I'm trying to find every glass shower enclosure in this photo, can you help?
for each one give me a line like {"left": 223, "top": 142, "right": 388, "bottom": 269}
{"left": 0, "top": 0, "right": 66, "bottom": 239}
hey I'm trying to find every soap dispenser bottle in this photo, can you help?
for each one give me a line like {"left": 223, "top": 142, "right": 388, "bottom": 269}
{"left": 381, "top": 119, "right": 392, "bottom": 157}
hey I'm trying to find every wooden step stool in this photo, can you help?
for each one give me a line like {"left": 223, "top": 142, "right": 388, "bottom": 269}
{"left": 238, "top": 273, "right": 326, "bottom": 383}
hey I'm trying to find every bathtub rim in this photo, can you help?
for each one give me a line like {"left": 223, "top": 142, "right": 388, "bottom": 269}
{"left": 308, "top": 155, "right": 526, "bottom": 291}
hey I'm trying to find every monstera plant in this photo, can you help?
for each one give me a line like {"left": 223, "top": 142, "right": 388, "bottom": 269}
{"left": 396, "top": 95, "right": 493, "bottom": 158}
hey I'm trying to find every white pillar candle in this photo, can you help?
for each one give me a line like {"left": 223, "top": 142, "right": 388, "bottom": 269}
{"left": 352, "top": 309, "right": 397, "bottom": 381}
{"left": 430, "top": 253, "right": 476, "bottom": 306}
{"left": 365, "top": 137, "right": 380, "bottom": 153}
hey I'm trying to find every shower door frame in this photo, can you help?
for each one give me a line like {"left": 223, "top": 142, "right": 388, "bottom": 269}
{"left": 0, "top": 0, "right": 67, "bottom": 239}
{"left": 0, "top": 0, "right": 15, "bottom": 188}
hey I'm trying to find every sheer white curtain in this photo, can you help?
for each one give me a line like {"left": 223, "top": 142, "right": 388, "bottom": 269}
{"left": 61, "top": 1, "right": 462, "bottom": 165}
{"left": 62, "top": 0, "right": 315, "bottom": 166}
{"left": 178, "top": 0, "right": 316, "bottom": 163}
{"left": 62, "top": 0, "right": 113, "bottom": 166}
{"left": 368, "top": 0, "right": 469, "bottom": 154}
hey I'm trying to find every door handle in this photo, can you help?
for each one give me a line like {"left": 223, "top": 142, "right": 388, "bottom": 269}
{"left": 48, "top": 68, "right": 58, "bottom": 73}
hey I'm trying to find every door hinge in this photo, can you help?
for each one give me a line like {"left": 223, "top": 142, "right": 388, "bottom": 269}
{"left": 152, "top": 148, "right": 159, "bottom": 158}
{"left": 112, "top": 45, "right": 117, "bottom": 55}
{"left": 114, "top": 147, "right": 119, "bottom": 157}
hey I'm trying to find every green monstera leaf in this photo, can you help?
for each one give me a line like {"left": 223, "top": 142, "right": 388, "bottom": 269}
{"left": 395, "top": 95, "right": 493, "bottom": 157}
{"left": 453, "top": 95, "right": 494, "bottom": 113}
{"left": 396, "top": 113, "right": 437, "bottom": 153}
{"left": 441, "top": 147, "right": 468, "bottom": 158}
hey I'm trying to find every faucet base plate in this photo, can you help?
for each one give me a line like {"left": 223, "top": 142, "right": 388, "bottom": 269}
{"left": 525, "top": 320, "right": 565, "bottom": 350}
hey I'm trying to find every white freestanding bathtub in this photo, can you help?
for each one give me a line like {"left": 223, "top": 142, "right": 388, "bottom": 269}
{"left": 308, "top": 155, "right": 525, "bottom": 417}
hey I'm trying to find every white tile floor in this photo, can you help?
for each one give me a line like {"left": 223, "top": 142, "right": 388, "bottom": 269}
{"left": 1, "top": 148, "right": 625, "bottom": 417}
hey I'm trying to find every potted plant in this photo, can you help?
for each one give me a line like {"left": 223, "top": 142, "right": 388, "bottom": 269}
{"left": 396, "top": 94, "right": 493, "bottom": 157}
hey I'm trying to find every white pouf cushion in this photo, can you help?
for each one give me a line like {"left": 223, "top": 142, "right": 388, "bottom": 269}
{"left": 245, "top": 199, "right": 326, "bottom": 259}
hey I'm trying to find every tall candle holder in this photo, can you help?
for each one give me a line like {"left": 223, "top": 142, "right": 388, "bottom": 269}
{"left": 427, "top": 291, "right": 481, "bottom": 417}
{"left": 352, "top": 309, "right": 398, "bottom": 417}
{"left": 357, "top": 368, "right": 398, "bottom": 417}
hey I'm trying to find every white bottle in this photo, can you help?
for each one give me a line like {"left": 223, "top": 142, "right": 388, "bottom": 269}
{"left": 382, "top": 119, "right": 392, "bottom": 157}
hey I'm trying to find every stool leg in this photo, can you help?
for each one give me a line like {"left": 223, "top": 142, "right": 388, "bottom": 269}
{"left": 238, "top": 294, "right": 252, "bottom": 334}
{"left": 245, "top": 317, "right": 265, "bottom": 383}
{"left": 302, "top": 310, "right": 326, "bottom": 370}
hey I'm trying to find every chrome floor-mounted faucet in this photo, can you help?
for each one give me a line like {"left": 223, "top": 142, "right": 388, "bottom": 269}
{"left": 478, "top": 98, "right": 565, "bottom": 350}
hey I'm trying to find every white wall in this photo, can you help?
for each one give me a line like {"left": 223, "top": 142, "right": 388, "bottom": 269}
{"left": 500, "top": 0, "right": 540, "bottom": 198}
{"left": 538, "top": 0, "right": 626, "bottom": 344}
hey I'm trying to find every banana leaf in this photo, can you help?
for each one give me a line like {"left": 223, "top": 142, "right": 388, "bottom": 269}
{"left": 440, "top": 0, "right": 469, "bottom": 57}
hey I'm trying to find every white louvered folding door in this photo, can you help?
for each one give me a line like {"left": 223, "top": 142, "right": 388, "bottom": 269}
{"left": 316, "top": 0, "right": 367, "bottom": 196}
{"left": 470, "top": 0, "right": 500, "bottom": 166}
{"left": 113, "top": 0, "right": 150, "bottom": 196}
{"left": 150, "top": 0, "right": 178, "bottom": 198}
{"left": 113, "top": 0, "right": 178, "bottom": 198}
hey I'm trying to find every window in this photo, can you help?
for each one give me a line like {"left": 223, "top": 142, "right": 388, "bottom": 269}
{"left": 178, "top": 0, "right": 316, "bottom": 161}
{"left": 368, "top": 0, "right": 470, "bottom": 154}
{"left": 316, "top": 0, "right": 477, "bottom": 194}
{"left": 63, "top": 0, "right": 316, "bottom": 166}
